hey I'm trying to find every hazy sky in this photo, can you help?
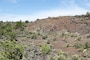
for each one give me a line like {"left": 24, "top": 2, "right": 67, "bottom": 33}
{"left": 0, "top": 0, "right": 90, "bottom": 21}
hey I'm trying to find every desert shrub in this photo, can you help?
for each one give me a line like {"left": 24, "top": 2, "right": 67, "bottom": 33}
{"left": 50, "top": 56, "right": 54, "bottom": 60}
{"left": 5, "top": 22, "right": 12, "bottom": 32}
{"left": 0, "top": 30, "right": 4, "bottom": 38}
{"left": 0, "top": 40, "right": 24, "bottom": 60}
{"left": 30, "top": 32, "right": 37, "bottom": 39}
{"left": 29, "top": 32, "right": 34, "bottom": 34}
{"left": 86, "top": 34, "right": 90, "bottom": 38}
{"left": 0, "top": 22, "right": 12, "bottom": 34}
{"left": 53, "top": 38, "right": 57, "bottom": 41}
{"left": 6, "top": 31, "right": 16, "bottom": 40}
{"left": 70, "top": 33, "right": 77, "bottom": 37}
{"left": 0, "top": 22, "right": 16, "bottom": 40}
{"left": 14, "top": 21, "right": 25, "bottom": 31}
{"left": 57, "top": 51, "right": 67, "bottom": 60}
{"left": 74, "top": 42, "right": 84, "bottom": 49}
{"left": 71, "top": 54, "right": 82, "bottom": 60}
{"left": 40, "top": 44, "right": 51, "bottom": 54}
{"left": 78, "top": 48, "right": 84, "bottom": 52}
{"left": 31, "top": 34, "right": 37, "bottom": 39}
{"left": 42, "top": 35, "right": 48, "bottom": 39}
{"left": 47, "top": 40, "right": 50, "bottom": 44}
{"left": 61, "top": 32, "right": 69, "bottom": 38}
{"left": 29, "top": 32, "right": 37, "bottom": 39}
{"left": 66, "top": 44, "right": 72, "bottom": 47}
{"left": 87, "top": 48, "right": 90, "bottom": 58}
{"left": 57, "top": 56, "right": 67, "bottom": 60}
{"left": 76, "top": 36, "right": 81, "bottom": 41}
{"left": 85, "top": 42, "right": 90, "bottom": 48}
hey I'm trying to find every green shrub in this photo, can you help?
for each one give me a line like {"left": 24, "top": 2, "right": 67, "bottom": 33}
{"left": 0, "top": 40, "right": 24, "bottom": 60}
{"left": 66, "top": 44, "right": 72, "bottom": 47}
{"left": 71, "top": 54, "right": 82, "bottom": 60}
{"left": 40, "top": 44, "right": 51, "bottom": 54}
{"left": 50, "top": 56, "right": 54, "bottom": 60}
{"left": 78, "top": 48, "right": 84, "bottom": 52}
{"left": 86, "top": 34, "right": 90, "bottom": 38}
{"left": 53, "top": 38, "right": 57, "bottom": 41}
{"left": 42, "top": 35, "right": 48, "bottom": 39}
{"left": 6, "top": 31, "right": 16, "bottom": 40}
{"left": 14, "top": 21, "right": 25, "bottom": 31}
{"left": 31, "top": 34, "right": 37, "bottom": 39}
{"left": 57, "top": 55, "right": 67, "bottom": 60}
{"left": 76, "top": 37, "right": 81, "bottom": 41}
{"left": 47, "top": 40, "right": 50, "bottom": 44}
{"left": 85, "top": 42, "right": 90, "bottom": 48}
{"left": 74, "top": 42, "right": 84, "bottom": 49}
{"left": 29, "top": 32, "right": 37, "bottom": 39}
{"left": 57, "top": 51, "right": 67, "bottom": 60}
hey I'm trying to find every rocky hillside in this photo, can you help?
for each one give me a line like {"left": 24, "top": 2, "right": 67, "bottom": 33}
{"left": 28, "top": 14, "right": 90, "bottom": 34}
{"left": 0, "top": 13, "right": 90, "bottom": 60}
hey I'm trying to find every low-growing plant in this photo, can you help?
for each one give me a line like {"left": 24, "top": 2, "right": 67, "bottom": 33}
{"left": 57, "top": 51, "right": 67, "bottom": 60}
{"left": 78, "top": 48, "right": 84, "bottom": 52}
{"left": 40, "top": 44, "right": 51, "bottom": 60}
{"left": 6, "top": 31, "right": 16, "bottom": 40}
{"left": 76, "top": 36, "right": 81, "bottom": 41}
{"left": 42, "top": 35, "right": 48, "bottom": 39}
{"left": 47, "top": 39, "right": 50, "bottom": 44}
{"left": 29, "top": 32, "right": 37, "bottom": 39}
{"left": 14, "top": 21, "right": 25, "bottom": 31}
{"left": 74, "top": 42, "right": 84, "bottom": 49}
{"left": 31, "top": 34, "right": 37, "bottom": 39}
{"left": 85, "top": 42, "right": 90, "bottom": 48}
{"left": 66, "top": 44, "right": 71, "bottom": 47}
{"left": 40, "top": 44, "right": 51, "bottom": 54}
{"left": 86, "top": 34, "right": 90, "bottom": 38}
{"left": 71, "top": 54, "right": 82, "bottom": 60}
{"left": 50, "top": 56, "right": 54, "bottom": 60}
{"left": 53, "top": 38, "right": 57, "bottom": 41}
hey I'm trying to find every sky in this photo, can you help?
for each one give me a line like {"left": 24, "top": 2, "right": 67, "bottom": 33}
{"left": 0, "top": 0, "right": 90, "bottom": 21}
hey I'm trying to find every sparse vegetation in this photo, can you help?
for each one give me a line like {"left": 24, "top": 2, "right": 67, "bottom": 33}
{"left": 0, "top": 13, "right": 90, "bottom": 60}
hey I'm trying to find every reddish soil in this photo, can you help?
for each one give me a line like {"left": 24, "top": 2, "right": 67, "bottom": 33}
{"left": 26, "top": 15, "right": 90, "bottom": 57}
{"left": 28, "top": 16, "right": 90, "bottom": 34}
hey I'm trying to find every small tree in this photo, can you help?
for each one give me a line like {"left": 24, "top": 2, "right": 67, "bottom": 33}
{"left": 14, "top": 21, "right": 25, "bottom": 31}
{"left": 25, "top": 20, "right": 29, "bottom": 23}
{"left": 86, "top": 12, "right": 90, "bottom": 17}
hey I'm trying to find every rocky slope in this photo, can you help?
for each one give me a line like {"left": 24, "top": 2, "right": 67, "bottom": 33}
{"left": 28, "top": 15, "right": 90, "bottom": 34}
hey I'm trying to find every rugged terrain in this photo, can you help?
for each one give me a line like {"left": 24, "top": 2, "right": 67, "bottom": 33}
{"left": 0, "top": 13, "right": 90, "bottom": 60}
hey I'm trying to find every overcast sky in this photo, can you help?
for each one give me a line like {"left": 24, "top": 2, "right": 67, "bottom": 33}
{"left": 0, "top": 0, "right": 90, "bottom": 21}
